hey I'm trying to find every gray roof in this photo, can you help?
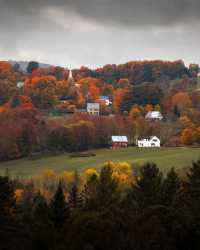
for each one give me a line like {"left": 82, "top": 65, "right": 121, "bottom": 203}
{"left": 111, "top": 136, "right": 128, "bottom": 142}
{"left": 87, "top": 103, "right": 100, "bottom": 108}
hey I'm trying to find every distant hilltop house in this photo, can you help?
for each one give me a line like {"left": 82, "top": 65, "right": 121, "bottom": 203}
{"left": 145, "top": 111, "right": 163, "bottom": 121}
{"left": 87, "top": 103, "right": 100, "bottom": 115}
{"left": 17, "top": 81, "right": 24, "bottom": 88}
{"left": 99, "top": 96, "right": 112, "bottom": 106}
{"left": 76, "top": 108, "right": 87, "bottom": 113}
{"left": 111, "top": 136, "right": 128, "bottom": 148}
{"left": 59, "top": 96, "right": 72, "bottom": 104}
{"left": 137, "top": 136, "right": 160, "bottom": 148}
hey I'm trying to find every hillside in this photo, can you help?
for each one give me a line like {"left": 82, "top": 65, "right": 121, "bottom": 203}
{"left": 9, "top": 60, "right": 51, "bottom": 72}
{"left": 0, "top": 147, "right": 199, "bottom": 178}
{"left": 0, "top": 59, "right": 199, "bottom": 163}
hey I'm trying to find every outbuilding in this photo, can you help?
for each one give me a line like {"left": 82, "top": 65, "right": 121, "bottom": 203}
{"left": 145, "top": 111, "right": 163, "bottom": 120}
{"left": 111, "top": 136, "right": 128, "bottom": 148}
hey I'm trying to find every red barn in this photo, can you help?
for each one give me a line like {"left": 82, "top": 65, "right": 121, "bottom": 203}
{"left": 111, "top": 136, "right": 128, "bottom": 149}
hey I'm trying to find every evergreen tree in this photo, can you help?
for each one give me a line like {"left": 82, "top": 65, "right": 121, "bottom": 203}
{"left": 32, "top": 192, "right": 55, "bottom": 250}
{"left": 83, "top": 164, "right": 120, "bottom": 211}
{"left": 68, "top": 183, "right": 82, "bottom": 211}
{"left": 96, "top": 164, "right": 119, "bottom": 208}
{"left": 50, "top": 181, "right": 69, "bottom": 229}
{"left": 0, "top": 177, "right": 23, "bottom": 250}
{"left": 10, "top": 95, "right": 21, "bottom": 108}
{"left": 26, "top": 61, "right": 39, "bottom": 74}
{"left": 171, "top": 160, "right": 200, "bottom": 250}
{"left": 0, "top": 176, "right": 16, "bottom": 217}
{"left": 162, "top": 167, "right": 181, "bottom": 206}
{"left": 184, "top": 160, "right": 200, "bottom": 217}
{"left": 82, "top": 173, "right": 99, "bottom": 210}
{"left": 173, "top": 105, "right": 180, "bottom": 117}
{"left": 131, "top": 163, "right": 163, "bottom": 209}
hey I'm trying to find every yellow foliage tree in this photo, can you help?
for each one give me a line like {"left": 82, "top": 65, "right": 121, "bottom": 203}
{"left": 15, "top": 188, "right": 24, "bottom": 202}
{"left": 42, "top": 169, "right": 57, "bottom": 183}
{"left": 84, "top": 168, "right": 99, "bottom": 179}
{"left": 115, "top": 162, "right": 132, "bottom": 175}
{"left": 62, "top": 171, "right": 76, "bottom": 184}
{"left": 103, "top": 161, "right": 134, "bottom": 185}
{"left": 129, "top": 105, "right": 142, "bottom": 120}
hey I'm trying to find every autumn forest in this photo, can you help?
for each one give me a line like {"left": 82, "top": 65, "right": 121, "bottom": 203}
{"left": 1, "top": 59, "right": 200, "bottom": 250}
{"left": 0, "top": 60, "right": 200, "bottom": 161}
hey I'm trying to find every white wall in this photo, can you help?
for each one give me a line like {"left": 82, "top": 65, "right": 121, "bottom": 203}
{"left": 137, "top": 138, "right": 160, "bottom": 147}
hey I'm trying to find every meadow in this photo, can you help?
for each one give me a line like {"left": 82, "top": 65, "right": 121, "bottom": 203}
{"left": 0, "top": 147, "right": 199, "bottom": 178}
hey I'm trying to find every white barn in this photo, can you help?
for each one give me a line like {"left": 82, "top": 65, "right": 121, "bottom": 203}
{"left": 145, "top": 111, "right": 163, "bottom": 120}
{"left": 87, "top": 103, "right": 100, "bottom": 115}
{"left": 137, "top": 136, "right": 160, "bottom": 148}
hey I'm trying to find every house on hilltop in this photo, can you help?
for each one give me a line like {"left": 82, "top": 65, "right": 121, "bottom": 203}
{"left": 99, "top": 96, "right": 112, "bottom": 106}
{"left": 17, "top": 81, "right": 24, "bottom": 88}
{"left": 111, "top": 136, "right": 128, "bottom": 148}
{"left": 145, "top": 111, "right": 163, "bottom": 121}
{"left": 137, "top": 136, "right": 160, "bottom": 148}
{"left": 87, "top": 103, "right": 100, "bottom": 115}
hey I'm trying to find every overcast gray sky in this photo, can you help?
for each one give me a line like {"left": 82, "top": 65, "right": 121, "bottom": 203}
{"left": 0, "top": 0, "right": 199, "bottom": 68}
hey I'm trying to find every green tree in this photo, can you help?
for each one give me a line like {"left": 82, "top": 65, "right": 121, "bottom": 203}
{"left": 26, "top": 61, "right": 39, "bottom": 74}
{"left": 32, "top": 192, "right": 55, "bottom": 250}
{"left": 162, "top": 167, "right": 181, "bottom": 206}
{"left": 83, "top": 164, "right": 120, "bottom": 211}
{"left": 50, "top": 181, "right": 69, "bottom": 229}
{"left": 131, "top": 163, "right": 163, "bottom": 209}
{"left": 68, "top": 183, "right": 82, "bottom": 211}
{"left": 0, "top": 176, "right": 16, "bottom": 216}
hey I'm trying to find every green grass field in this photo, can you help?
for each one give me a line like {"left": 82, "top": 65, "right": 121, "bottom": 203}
{"left": 0, "top": 147, "right": 199, "bottom": 178}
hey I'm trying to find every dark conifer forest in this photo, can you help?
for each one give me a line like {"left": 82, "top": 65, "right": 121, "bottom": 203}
{"left": 1, "top": 160, "right": 200, "bottom": 250}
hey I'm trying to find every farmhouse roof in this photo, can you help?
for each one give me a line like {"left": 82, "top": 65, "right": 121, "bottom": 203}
{"left": 87, "top": 103, "right": 100, "bottom": 108}
{"left": 111, "top": 136, "right": 128, "bottom": 142}
{"left": 100, "top": 96, "right": 109, "bottom": 100}
{"left": 145, "top": 111, "right": 163, "bottom": 119}
{"left": 138, "top": 136, "right": 160, "bottom": 141}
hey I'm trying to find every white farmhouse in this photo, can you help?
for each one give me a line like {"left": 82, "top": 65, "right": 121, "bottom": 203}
{"left": 17, "top": 81, "right": 24, "bottom": 88}
{"left": 145, "top": 111, "right": 163, "bottom": 120}
{"left": 137, "top": 136, "right": 160, "bottom": 148}
{"left": 87, "top": 103, "right": 100, "bottom": 115}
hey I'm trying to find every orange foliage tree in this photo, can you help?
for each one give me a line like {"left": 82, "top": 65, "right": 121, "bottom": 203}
{"left": 171, "top": 92, "right": 192, "bottom": 114}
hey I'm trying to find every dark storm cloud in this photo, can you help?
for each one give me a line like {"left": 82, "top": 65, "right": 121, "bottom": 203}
{"left": 0, "top": 0, "right": 199, "bottom": 67}
{"left": 1, "top": 0, "right": 200, "bottom": 28}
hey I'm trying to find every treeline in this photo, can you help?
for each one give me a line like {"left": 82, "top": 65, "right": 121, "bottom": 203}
{"left": 2, "top": 102, "right": 200, "bottom": 161}
{"left": 73, "top": 60, "right": 198, "bottom": 85}
{"left": 0, "top": 107, "right": 134, "bottom": 161}
{"left": 1, "top": 160, "right": 200, "bottom": 250}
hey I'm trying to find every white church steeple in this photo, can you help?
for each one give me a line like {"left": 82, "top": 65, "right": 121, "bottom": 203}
{"left": 68, "top": 69, "right": 73, "bottom": 80}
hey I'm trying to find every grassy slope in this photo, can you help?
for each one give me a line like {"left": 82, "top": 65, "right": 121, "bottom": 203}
{"left": 0, "top": 147, "right": 199, "bottom": 178}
